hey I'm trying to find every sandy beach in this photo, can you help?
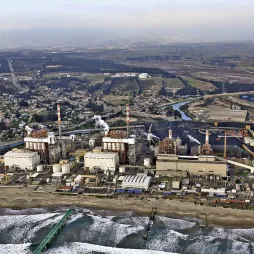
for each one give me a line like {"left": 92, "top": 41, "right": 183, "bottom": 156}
{"left": 1, "top": 187, "right": 254, "bottom": 228}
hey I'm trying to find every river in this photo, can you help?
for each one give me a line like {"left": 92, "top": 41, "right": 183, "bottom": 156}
{"left": 172, "top": 101, "right": 192, "bottom": 121}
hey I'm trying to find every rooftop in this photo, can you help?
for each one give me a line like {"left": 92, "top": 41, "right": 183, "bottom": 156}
{"left": 84, "top": 152, "right": 118, "bottom": 159}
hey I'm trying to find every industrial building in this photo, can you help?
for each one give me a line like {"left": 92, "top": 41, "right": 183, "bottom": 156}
{"left": 24, "top": 105, "right": 75, "bottom": 164}
{"left": 84, "top": 152, "right": 119, "bottom": 173}
{"left": 158, "top": 129, "right": 187, "bottom": 155}
{"left": 102, "top": 130, "right": 136, "bottom": 164}
{"left": 121, "top": 174, "right": 152, "bottom": 190}
{"left": 4, "top": 149, "right": 40, "bottom": 171}
{"left": 156, "top": 155, "right": 227, "bottom": 177}
{"left": 206, "top": 109, "right": 247, "bottom": 122}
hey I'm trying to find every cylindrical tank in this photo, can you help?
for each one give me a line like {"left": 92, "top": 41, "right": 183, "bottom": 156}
{"left": 176, "top": 137, "right": 182, "bottom": 147}
{"left": 103, "top": 143, "right": 108, "bottom": 150}
{"left": 121, "top": 143, "right": 125, "bottom": 151}
{"left": 108, "top": 143, "right": 112, "bottom": 150}
{"left": 25, "top": 142, "right": 29, "bottom": 149}
{"left": 37, "top": 165, "right": 44, "bottom": 172}
{"left": 154, "top": 146, "right": 159, "bottom": 156}
{"left": 34, "top": 143, "right": 38, "bottom": 150}
{"left": 119, "top": 166, "right": 125, "bottom": 173}
{"left": 168, "top": 129, "right": 173, "bottom": 140}
{"left": 29, "top": 143, "right": 33, "bottom": 149}
{"left": 53, "top": 164, "right": 61, "bottom": 173}
{"left": 62, "top": 164, "right": 70, "bottom": 174}
{"left": 116, "top": 143, "right": 120, "bottom": 150}
{"left": 89, "top": 139, "right": 95, "bottom": 148}
{"left": 112, "top": 143, "right": 116, "bottom": 151}
{"left": 41, "top": 143, "right": 46, "bottom": 150}
{"left": 144, "top": 158, "right": 151, "bottom": 168}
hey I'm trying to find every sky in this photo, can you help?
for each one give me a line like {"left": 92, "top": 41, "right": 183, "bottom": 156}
{"left": 1, "top": 0, "right": 254, "bottom": 42}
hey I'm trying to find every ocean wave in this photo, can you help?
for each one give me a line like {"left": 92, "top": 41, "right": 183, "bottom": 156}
{"left": 156, "top": 216, "right": 196, "bottom": 230}
{"left": 45, "top": 242, "right": 177, "bottom": 254}
{"left": 185, "top": 235, "right": 254, "bottom": 254}
{"left": 0, "top": 243, "right": 32, "bottom": 254}
{"left": 83, "top": 214, "right": 144, "bottom": 245}
{"left": 0, "top": 212, "right": 63, "bottom": 243}
{"left": 146, "top": 229, "right": 188, "bottom": 253}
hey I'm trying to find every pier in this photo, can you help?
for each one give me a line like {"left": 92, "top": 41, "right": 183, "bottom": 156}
{"left": 143, "top": 208, "right": 157, "bottom": 240}
{"left": 33, "top": 208, "right": 74, "bottom": 254}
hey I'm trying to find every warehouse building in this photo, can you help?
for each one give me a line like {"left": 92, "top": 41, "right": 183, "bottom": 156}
{"left": 121, "top": 174, "right": 152, "bottom": 190}
{"left": 156, "top": 155, "right": 227, "bottom": 177}
{"left": 206, "top": 109, "right": 247, "bottom": 122}
{"left": 84, "top": 152, "right": 119, "bottom": 173}
{"left": 4, "top": 149, "right": 40, "bottom": 171}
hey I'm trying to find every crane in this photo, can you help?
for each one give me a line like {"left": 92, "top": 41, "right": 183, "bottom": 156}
{"left": 218, "top": 131, "right": 243, "bottom": 158}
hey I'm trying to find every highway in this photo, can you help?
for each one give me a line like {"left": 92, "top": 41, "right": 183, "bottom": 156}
{"left": 7, "top": 59, "right": 22, "bottom": 90}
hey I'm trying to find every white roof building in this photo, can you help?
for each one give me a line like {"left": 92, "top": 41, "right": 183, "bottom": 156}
{"left": 4, "top": 149, "right": 40, "bottom": 171}
{"left": 84, "top": 152, "right": 119, "bottom": 173}
{"left": 121, "top": 174, "right": 152, "bottom": 190}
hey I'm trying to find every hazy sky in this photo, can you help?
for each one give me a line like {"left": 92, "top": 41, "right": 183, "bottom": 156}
{"left": 1, "top": 0, "right": 254, "bottom": 41}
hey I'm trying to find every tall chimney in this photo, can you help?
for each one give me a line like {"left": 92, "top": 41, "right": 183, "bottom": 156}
{"left": 57, "top": 104, "right": 62, "bottom": 138}
{"left": 168, "top": 129, "right": 172, "bottom": 140}
{"left": 126, "top": 104, "right": 130, "bottom": 137}
{"left": 205, "top": 130, "right": 209, "bottom": 145}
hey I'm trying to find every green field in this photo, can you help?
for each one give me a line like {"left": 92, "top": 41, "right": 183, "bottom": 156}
{"left": 181, "top": 76, "right": 216, "bottom": 92}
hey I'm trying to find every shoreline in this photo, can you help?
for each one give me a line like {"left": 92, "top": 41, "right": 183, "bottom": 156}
{"left": 1, "top": 187, "right": 254, "bottom": 229}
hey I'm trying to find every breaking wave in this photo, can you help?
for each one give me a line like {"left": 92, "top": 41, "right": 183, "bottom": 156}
{"left": 0, "top": 208, "right": 254, "bottom": 254}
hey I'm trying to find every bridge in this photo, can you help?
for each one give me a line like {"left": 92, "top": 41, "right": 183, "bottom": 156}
{"left": 33, "top": 208, "right": 74, "bottom": 254}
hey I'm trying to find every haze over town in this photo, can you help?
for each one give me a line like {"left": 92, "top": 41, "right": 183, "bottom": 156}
{"left": 1, "top": 0, "right": 254, "bottom": 48}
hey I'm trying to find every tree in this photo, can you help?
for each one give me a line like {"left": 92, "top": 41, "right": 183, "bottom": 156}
{"left": 19, "top": 100, "right": 29, "bottom": 107}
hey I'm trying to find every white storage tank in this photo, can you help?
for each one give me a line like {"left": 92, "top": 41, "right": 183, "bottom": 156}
{"left": 103, "top": 143, "right": 108, "bottom": 150}
{"left": 144, "top": 158, "right": 151, "bottom": 168}
{"left": 41, "top": 143, "right": 46, "bottom": 150}
{"left": 112, "top": 143, "right": 116, "bottom": 151}
{"left": 89, "top": 139, "right": 95, "bottom": 149}
{"left": 25, "top": 142, "right": 29, "bottom": 149}
{"left": 121, "top": 143, "right": 125, "bottom": 151}
{"left": 37, "top": 165, "right": 44, "bottom": 172}
{"left": 119, "top": 166, "right": 125, "bottom": 173}
{"left": 108, "top": 143, "right": 112, "bottom": 150}
{"left": 53, "top": 164, "right": 61, "bottom": 173}
{"left": 116, "top": 143, "right": 120, "bottom": 150}
{"left": 62, "top": 164, "right": 70, "bottom": 174}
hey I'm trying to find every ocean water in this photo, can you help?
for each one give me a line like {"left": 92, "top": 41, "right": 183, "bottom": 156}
{"left": 0, "top": 207, "right": 254, "bottom": 254}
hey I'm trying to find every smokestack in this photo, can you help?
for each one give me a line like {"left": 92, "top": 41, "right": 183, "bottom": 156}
{"left": 126, "top": 104, "right": 130, "bottom": 137}
{"left": 57, "top": 104, "right": 62, "bottom": 138}
{"left": 168, "top": 129, "right": 172, "bottom": 140}
{"left": 205, "top": 130, "right": 209, "bottom": 145}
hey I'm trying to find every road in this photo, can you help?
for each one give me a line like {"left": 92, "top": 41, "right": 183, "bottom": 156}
{"left": 7, "top": 59, "right": 22, "bottom": 90}
{"left": 0, "top": 140, "right": 24, "bottom": 151}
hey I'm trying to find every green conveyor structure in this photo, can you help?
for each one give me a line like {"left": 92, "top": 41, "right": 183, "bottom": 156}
{"left": 33, "top": 208, "right": 74, "bottom": 254}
